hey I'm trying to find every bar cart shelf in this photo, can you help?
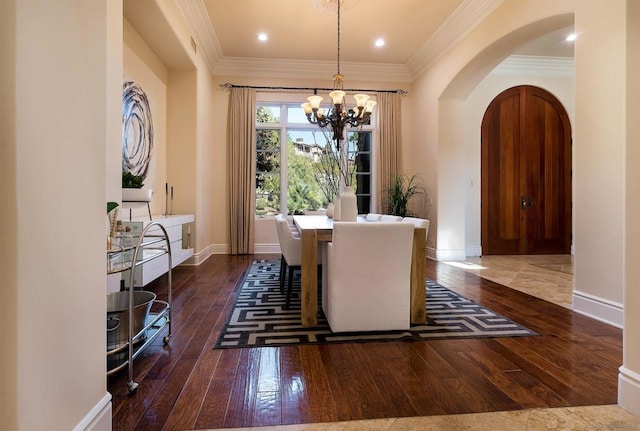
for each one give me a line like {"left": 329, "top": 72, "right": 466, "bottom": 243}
{"left": 106, "top": 221, "right": 173, "bottom": 394}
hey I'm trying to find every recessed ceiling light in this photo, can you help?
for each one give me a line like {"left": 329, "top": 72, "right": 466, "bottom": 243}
{"left": 257, "top": 33, "right": 268, "bottom": 42}
{"left": 375, "top": 38, "right": 385, "bottom": 48}
{"left": 566, "top": 33, "right": 577, "bottom": 42}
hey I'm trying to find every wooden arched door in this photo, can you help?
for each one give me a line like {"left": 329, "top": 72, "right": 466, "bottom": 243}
{"left": 481, "top": 85, "right": 572, "bottom": 255}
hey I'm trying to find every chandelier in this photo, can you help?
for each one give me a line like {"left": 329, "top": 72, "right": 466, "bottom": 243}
{"left": 301, "top": 0, "right": 376, "bottom": 146}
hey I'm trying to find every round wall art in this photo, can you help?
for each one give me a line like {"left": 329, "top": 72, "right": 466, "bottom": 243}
{"left": 122, "top": 81, "right": 154, "bottom": 179}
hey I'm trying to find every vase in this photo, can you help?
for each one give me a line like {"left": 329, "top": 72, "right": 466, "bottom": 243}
{"left": 326, "top": 202, "right": 335, "bottom": 218}
{"left": 339, "top": 186, "right": 357, "bottom": 222}
{"left": 333, "top": 196, "right": 341, "bottom": 221}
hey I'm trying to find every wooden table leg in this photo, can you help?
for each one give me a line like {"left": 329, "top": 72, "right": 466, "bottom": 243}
{"left": 301, "top": 229, "right": 318, "bottom": 327}
{"left": 410, "top": 227, "right": 426, "bottom": 324}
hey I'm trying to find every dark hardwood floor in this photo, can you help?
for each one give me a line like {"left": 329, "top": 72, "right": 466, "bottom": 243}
{"left": 108, "top": 254, "right": 622, "bottom": 430}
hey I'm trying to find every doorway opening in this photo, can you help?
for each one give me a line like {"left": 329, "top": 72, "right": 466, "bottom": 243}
{"left": 481, "top": 85, "right": 572, "bottom": 255}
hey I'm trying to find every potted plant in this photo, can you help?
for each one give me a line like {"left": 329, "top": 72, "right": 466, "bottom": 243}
{"left": 383, "top": 172, "right": 424, "bottom": 217}
{"left": 122, "top": 171, "right": 152, "bottom": 202}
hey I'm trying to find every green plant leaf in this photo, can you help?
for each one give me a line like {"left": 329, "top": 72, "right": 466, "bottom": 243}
{"left": 122, "top": 171, "right": 144, "bottom": 188}
{"left": 107, "top": 201, "right": 119, "bottom": 214}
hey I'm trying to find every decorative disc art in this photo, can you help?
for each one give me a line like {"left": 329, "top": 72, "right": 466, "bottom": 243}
{"left": 122, "top": 81, "right": 154, "bottom": 179}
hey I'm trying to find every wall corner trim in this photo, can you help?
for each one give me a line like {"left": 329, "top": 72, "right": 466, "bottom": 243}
{"left": 435, "top": 248, "right": 467, "bottom": 262}
{"left": 73, "top": 392, "right": 112, "bottom": 431}
{"left": 573, "top": 290, "right": 623, "bottom": 328}
{"left": 619, "top": 366, "right": 640, "bottom": 416}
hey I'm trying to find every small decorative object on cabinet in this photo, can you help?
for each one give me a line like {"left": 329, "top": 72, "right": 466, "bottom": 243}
{"left": 121, "top": 171, "right": 153, "bottom": 221}
{"left": 106, "top": 221, "right": 173, "bottom": 394}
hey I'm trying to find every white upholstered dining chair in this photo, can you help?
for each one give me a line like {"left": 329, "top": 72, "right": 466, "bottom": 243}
{"left": 274, "top": 215, "right": 302, "bottom": 307}
{"left": 322, "top": 221, "right": 414, "bottom": 332}
{"left": 401, "top": 217, "right": 430, "bottom": 244}
{"left": 379, "top": 214, "right": 402, "bottom": 222}
{"left": 275, "top": 214, "right": 320, "bottom": 309}
{"left": 365, "top": 213, "right": 382, "bottom": 221}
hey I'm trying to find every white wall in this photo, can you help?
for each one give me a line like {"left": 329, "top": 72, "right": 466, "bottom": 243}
{"left": 2, "top": 0, "right": 120, "bottom": 429}
{"left": 464, "top": 70, "right": 575, "bottom": 256}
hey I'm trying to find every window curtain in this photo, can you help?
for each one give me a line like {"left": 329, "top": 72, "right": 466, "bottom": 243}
{"left": 376, "top": 92, "right": 403, "bottom": 212}
{"left": 228, "top": 87, "right": 256, "bottom": 254}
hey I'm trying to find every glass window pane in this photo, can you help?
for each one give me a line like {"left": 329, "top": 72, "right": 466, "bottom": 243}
{"left": 256, "top": 173, "right": 280, "bottom": 216}
{"left": 287, "top": 106, "right": 310, "bottom": 124}
{"left": 286, "top": 138, "right": 326, "bottom": 214}
{"left": 256, "top": 129, "right": 281, "bottom": 152}
{"left": 256, "top": 125, "right": 281, "bottom": 215}
{"left": 256, "top": 105, "right": 281, "bottom": 123}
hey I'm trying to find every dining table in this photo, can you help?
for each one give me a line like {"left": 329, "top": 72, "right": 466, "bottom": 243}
{"left": 292, "top": 215, "right": 427, "bottom": 327}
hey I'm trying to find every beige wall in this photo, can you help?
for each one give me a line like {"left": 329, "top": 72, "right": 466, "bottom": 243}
{"left": 407, "top": 0, "right": 575, "bottom": 260}
{"left": 622, "top": 0, "right": 640, "bottom": 415}
{"left": 407, "top": 0, "right": 639, "bottom": 403}
{"left": 123, "top": 19, "right": 169, "bottom": 217}
{"left": 573, "top": 1, "right": 625, "bottom": 310}
{"left": 123, "top": 1, "right": 218, "bottom": 264}
{"left": 0, "top": 0, "right": 18, "bottom": 428}
{"left": 2, "top": 0, "right": 120, "bottom": 429}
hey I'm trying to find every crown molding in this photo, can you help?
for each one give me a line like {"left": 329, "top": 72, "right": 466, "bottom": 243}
{"left": 407, "top": 0, "right": 505, "bottom": 79}
{"left": 492, "top": 55, "right": 574, "bottom": 76}
{"left": 176, "top": 0, "right": 223, "bottom": 74}
{"left": 213, "top": 57, "right": 413, "bottom": 83}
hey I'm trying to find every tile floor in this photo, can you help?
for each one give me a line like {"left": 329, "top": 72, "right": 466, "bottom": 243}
{"left": 199, "top": 255, "right": 640, "bottom": 431}
{"left": 203, "top": 405, "right": 640, "bottom": 430}
{"left": 444, "top": 254, "right": 574, "bottom": 309}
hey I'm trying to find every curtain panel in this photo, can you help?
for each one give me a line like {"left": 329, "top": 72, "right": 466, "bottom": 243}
{"left": 376, "top": 92, "right": 403, "bottom": 212}
{"left": 228, "top": 88, "right": 256, "bottom": 254}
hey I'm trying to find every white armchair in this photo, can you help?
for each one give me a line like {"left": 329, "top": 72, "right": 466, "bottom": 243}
{"left": 322, "top": 222, "right": 414, "bottom": 332}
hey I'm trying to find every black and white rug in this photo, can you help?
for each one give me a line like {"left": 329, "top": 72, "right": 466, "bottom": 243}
{"left": 214, "top": 259, "right": 537, "bottom": 349}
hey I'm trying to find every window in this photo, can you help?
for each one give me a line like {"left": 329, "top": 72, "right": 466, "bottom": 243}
{"left": 255, "top": 103, "right": 374, "bottom": 216}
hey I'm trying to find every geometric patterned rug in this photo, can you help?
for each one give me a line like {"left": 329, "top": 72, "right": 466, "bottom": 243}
{"left": 214, "top": 259, "right": 537, "bottom": 349}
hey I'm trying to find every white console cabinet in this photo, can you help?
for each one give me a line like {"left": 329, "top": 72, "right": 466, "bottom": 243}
{"left": 122, "top": 214, "right": 194, "bottom": 288}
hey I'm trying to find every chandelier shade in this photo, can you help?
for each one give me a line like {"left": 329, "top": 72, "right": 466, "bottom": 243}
{"left": 302, "top": 0, "right": 376, "bottom": 144}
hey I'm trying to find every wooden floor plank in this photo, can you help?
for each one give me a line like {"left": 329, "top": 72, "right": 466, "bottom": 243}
{"left": 298, "top": 345, "right": 339, "bottom": 424}
{"left": 279, "top": 347, "right": 311, "bottom": 425}
{"left": 109, "top": 255, "right": 623, "bottom": 430}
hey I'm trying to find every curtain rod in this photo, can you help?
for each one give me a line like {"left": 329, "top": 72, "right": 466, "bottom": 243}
{"left": 220, "top": 82, "right": 408, "bottom": 95}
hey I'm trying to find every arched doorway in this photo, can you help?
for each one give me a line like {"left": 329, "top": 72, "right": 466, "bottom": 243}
{"left": 481, "top": 85, "right": 572, "bottom": 255}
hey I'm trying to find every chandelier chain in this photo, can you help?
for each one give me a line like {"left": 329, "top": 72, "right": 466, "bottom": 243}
{"left": 336, "top": 0, "right": 341, "bottom": 76}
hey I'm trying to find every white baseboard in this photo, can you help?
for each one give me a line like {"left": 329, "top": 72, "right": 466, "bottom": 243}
{"left": 435, "top": 248, "right": 467, "bottom": 261}
{"left": 573, "top": 290, "right": 623, "bottom": 328}
{"left": 426, "top": 246, "right": 437, "bottom": 261}
{"left": 619, "top": 366, "right": 640, "bottom": 416}
{"left": 465, "top": 245, "right": 482, "bottom": 257}
{"left": 254, "top": 243, "right": 281, "bottom": 254}
{"left": 73, "top": 392, "right": 111, "bottom": 431}
{"left": 212, "top": 244, "right": 230, "bottom": 254}
{"left": 182, "top": 244, "right": 215, "bottom": 266}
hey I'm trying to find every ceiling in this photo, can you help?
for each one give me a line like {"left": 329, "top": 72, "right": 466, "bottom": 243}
{"left": 200, "top": 0, "right": 573, "bottom": 62}
{"left": 202, "top": 0, "right": 465, "bottom": 65}
{"left": 125, "top": 0, "right": 575, "bottom": 81}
